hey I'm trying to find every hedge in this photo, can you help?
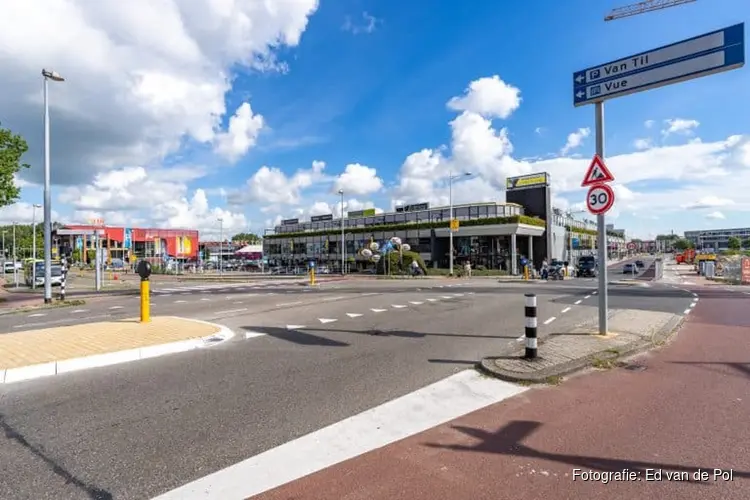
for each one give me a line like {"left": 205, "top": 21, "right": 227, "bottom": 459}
{"left": 564, "top": 225, "right": 622, "bottom": 238}
{"left": 265, "top": 215, "right": 546, "bottom": 240}
{"left": 377, "top": 250, "right": 427, "bottom": 275}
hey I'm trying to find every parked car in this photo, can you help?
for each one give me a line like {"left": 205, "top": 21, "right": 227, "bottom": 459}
{"left": 622, "top": 263, "right": 636, "bottom": 274}
{"left": 635, "top": 260, "right": 645, "bottom": 268}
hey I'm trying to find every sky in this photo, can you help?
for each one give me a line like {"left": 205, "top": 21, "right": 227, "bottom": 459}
{"left": 0, "top": 0, "right": 748, "bottom": 240}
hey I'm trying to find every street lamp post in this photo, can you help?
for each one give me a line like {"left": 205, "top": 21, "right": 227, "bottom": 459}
{"left": 217, "top": 217, "right": 224, "bottom": 276}
{"left": 12, "top": 222, "right": 17, "bottom": 288}
{"left": 338, "top": 189, "right": 345, "bottom": 275}
{"left": 42, "top": 68, "right": 64, "bottom": 303}
{"left": 448, "top": 172, "right": 472, "bottom": 276}
{"left": 32, "top": 204, "right": 41, "bottom": 289}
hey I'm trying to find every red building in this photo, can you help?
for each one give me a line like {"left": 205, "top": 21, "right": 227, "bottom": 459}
{"left": 55, "top": 225, "right": 200, "bottom": 263}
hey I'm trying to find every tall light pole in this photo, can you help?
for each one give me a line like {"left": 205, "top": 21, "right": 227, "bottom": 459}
{"left": 42, "top": 68, "right": 65, "bottom": 303}
{"left": 32, "top": 204, "right": 41, "bottom": 289}
{"left": 338, "top": 189, "right": 345, "bottom": 274}
{"left": 2, "top": 231, "right": 6, "bottom": 261}
{"left": 448, "top": 172, "right": 472, "bottom": 276}
{"left": 217, "top": 217, "right": 224, "bottom": 276}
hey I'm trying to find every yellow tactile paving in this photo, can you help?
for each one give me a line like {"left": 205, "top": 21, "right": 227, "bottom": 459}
{"left": 0, "top": 316, "right": 219, "bottom": 369}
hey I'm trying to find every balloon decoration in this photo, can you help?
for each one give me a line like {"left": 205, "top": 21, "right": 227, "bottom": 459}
{"left": 361, "top": 248, "right": 373, "bottom": 258}
{"left": 400, "top": 243, "right": 411, "bottom": 252}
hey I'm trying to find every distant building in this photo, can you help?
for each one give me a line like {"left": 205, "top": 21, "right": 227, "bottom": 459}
{"left": 684, "top": 227, "right": 750, "bottom": 251}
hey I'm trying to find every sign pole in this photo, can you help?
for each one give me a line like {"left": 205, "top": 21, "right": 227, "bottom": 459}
{"left": 595, "top": 101, "right": 608, "bottom": 335}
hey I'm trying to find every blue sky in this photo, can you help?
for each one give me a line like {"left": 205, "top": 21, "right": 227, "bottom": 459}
{"left": 3, "top": 0, "right": 748, "bottom": 239}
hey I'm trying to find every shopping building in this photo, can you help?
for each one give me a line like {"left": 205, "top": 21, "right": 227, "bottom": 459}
{"left": 263, "top": 172, "right": 627, "bottom": 274}
{"left": 684, "top": 227, "right": 750, "bottom": 251}
{"left": 54, "top": 224, "right": 200, "bottom": 264}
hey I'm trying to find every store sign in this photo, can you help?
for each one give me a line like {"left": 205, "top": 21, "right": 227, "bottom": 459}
{"left": 311, "top": 214, "right": 333, "bottom": 222}
{"left": 396, "top": 202, "right": 430, "bottom": 212}
{"left": 348, "top": 208, "right": 376, "bottom": 218}
{"left": 505, "top": 173, "right": 549, "bottom": 190}
{"left": 281, "top": 218, "right": 299, "bottom": 225}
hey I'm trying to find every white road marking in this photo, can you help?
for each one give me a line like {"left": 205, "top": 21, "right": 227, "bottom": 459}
{"left": 426, "top": 298, "right": 438, "bottom": 302}
{"left": 561, "top": 307, "right": 571, "bottom": 314}
{"left": 692, "top": 297, "right": 699, "bottom": 302}
{"left": 692, "top": 292, "right": 699, "bottom": 297}
{"left": 214, "top": 308, "right": 248, "bottom": 315}
{"left": 233, "top": 301, "right": 244, "bottom": 305}
{"left": 574, "top": 300, "right": 582, "bottom": 305}
{"left": 244, "top": 331, "right": 266, "bottom": 339}
{"left": 441, "top": 296, "right": 453, "bottom": 299}
{"left": 70, "top": 309, "right": 88, "bottom": 314}
{"left": 391, "top": 305, "right": 407, "bottom": 309}
{"left": 323, "top": 296, "right": 346, "bottom": 302}
{"left": 27, "top": 313, "right": 46, "bottom": 318}
{"left": 109, "top": 306, "right": 123, "bottom": 310}
{"left": 200, "top": 298, "right": 211, "bottom": 302}
{"left": 318, "top": 318, "right": 337, "bottom": 324}
{"left": 150, "top": 370, "right": 527, "bottom": 500}
{"left": 361, "top": 292, "right": 379, "bottom": 297}
{"left": 409, "top": 301, "right": 424, "bottom": 305}
{"left": 453, "top": 293, "right": 464, "bottom": 297}
{"left": 689, "top": 302, "right": 696, "bottom": 308}
{"left": 346, "top": 313, "right": 363, "bottom": 318}
{"left": 370, "top": 308, "right": 387, "bottom": 313}
{"left": 684, "top": 309, "right": 691, "bottom": 315}
{"left": 174, "top": 300, "right": 187, "bottom": 304}
{"left": 276, "top": 301, "right": 302, "bottom": 307}
{"left": 286, "top": 325, "right": 306, "bottom": 330}
{"left": 584, "top": 295, "right": 591, "bottom": 299}
{"left": 592, "top": 291, "right": 598, "bottom": 295}
{"left": 544, "top": 317, "right": 556, "bottom": 325}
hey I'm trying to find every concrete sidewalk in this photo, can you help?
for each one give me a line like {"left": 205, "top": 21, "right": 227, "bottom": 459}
{"left": 481, "top": 308, "right": 684, "bottom": 383}
{"left": 0, "top": 316, "right": 233, "bottom": 384}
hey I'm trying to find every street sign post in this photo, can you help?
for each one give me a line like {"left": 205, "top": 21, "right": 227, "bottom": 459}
{"left": 573, "top": 24, "right": 744, "bottom": 107}
{"left": 586, "top": 184, "right": 615, "bottom": 215}
{"left": 627, "top": 242, "right": 636, "bottom": 251}
{"left": 573, "top": 24, "right": 745, "bottom": 335}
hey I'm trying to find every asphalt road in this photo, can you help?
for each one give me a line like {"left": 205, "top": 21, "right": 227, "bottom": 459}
{"left": 0, "top": 278, "right": 609, "bottom": 500}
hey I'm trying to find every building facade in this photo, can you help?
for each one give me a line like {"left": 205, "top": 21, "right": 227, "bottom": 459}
{"left": 684, "top": 227, "right": 750, "bottom": 251}
{"left": 263, "top": 200, "right": 627, "bottom": 274}
{"left": 55, "top": 225, "right": 200, "bottom": 263}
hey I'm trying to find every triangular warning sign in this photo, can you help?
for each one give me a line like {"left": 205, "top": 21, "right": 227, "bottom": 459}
{"left": 581, "top": 154, "right": 615, "bottom": 187}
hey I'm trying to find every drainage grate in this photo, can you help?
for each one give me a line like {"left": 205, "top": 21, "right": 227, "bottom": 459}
{"left": 204, "top": 336, "right": 223, "bottom": 343}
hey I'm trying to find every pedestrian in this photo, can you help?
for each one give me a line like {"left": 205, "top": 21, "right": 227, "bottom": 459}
{"left": 410, "top": 259, "right": 420, "bottom": 277}
{"left": 464, "top": 261, "right": 472, "bottom": 278}
{"left": 541, "top": 259, "right": 549, "bottom": 280}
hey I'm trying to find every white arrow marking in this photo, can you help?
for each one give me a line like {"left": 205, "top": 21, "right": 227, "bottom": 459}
{"left": 409, "top": 301, "right": 424, "bottom": 305}
{"left": 426, "top": 298, "right": 438, "bottom": 302}
{"left": 370, "top": 308, "right": 387, "bottom": 313}
{"left": 576, "top": 90, "right": 585, "bottom": 98}
{"left": 27, "top": 313, "right": 46, "bottom": 318}
{"left": 175, "top": 300, "right": 187, "bottom": 303}
{"left": 453, "top": 293, "right": 464, "bottom": 297}
{"left": 575, "top": 74, "right": 585, "bottom": 84}
{"left": 109, "top": 306, "right": 123, "bottom": 310}
{"left": 286, "top": 324, "right": 306, "bottom": 330}
{"left": 392, "top": 304, "right": 407, "bottom": 309}
{"left": 441, "top": 296, "right": 453, "bottom": 299}
{"left": 346, "top": 313, "right": 363, "bottom": 318}
{"left": 318, "top": 318, "right": 338, "bottom": 324}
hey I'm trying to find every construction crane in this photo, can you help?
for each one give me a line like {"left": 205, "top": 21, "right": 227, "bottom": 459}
{"left": 604, "top": 0, "right": 697, "bottom": 21}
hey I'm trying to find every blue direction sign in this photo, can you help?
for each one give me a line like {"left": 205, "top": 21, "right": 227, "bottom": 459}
{"left": 574, "top": 23, "right": 744, "bottom": 107}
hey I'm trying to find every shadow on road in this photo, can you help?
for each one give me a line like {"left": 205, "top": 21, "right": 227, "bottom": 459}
{"left": 424, "top": 420, "right": 750, "bottom": 483}
{"left": 669, "top": 361, "right": 750, "bottom": 381}
{"left": 0, "top": 413, "right": 113, "bottom": 499}
{"left": 242, "top": 326, "right": 350, "bottom": 346}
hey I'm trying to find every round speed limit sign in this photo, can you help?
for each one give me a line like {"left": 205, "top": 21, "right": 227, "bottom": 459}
{"left": 586, "top": 184, "right": 615, "bottom": 215}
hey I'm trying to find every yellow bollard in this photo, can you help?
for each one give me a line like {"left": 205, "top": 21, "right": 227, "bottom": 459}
{"left": 140, "top": 278, "right": 150, "bottom": 323}
{"left": 524, "top": 265, "right": 529, "bottom": 281}
{"left": 309, "top": 267, "right": 316, "bottom": 286}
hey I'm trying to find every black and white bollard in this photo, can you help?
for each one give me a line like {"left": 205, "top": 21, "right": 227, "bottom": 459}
{"left": 524, "top": 293, "right": 538, "bottom": 359}
{"left": 60, "top": 259, "right": 67, "bottom": 301}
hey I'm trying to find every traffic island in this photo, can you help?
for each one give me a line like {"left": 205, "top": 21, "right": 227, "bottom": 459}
{"left": 479, "top": 308, "right": 685, "bottom": 384}
{"left": 0, "top": 316, "right": 234, "bottom": 384}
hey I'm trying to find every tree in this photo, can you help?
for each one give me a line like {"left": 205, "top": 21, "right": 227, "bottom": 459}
{"left": 0, "top": 123, "right": 31, "bottom": 207}
{"left": 231, "top": 232, "right": 261, "bottom": 244}
{"left": 727, "top": 236, "right": 742, "bottom": 250}
{"left": 672, "top": 238, "right": 694, "bottom": 251}
{"left": 743, "top": 239, "right": 750, "bottom": 250}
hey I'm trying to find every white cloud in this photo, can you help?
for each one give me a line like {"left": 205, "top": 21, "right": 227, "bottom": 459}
{"left": 342, "top": 11, "right": 379, "bottom": 34}
{"left": 644, "top": 120, "right": 655, "bottom": 129}
{"left": 230, "top": 160, "right": 327, "bottom": 205}
{"left": 333, "top": 163, "right": 383, "bottom": 196}
{"left": 662, "top": 118, "right": 700, "bottom": 138}
{"left": 560, "top": 127, "right": 591, "bottom": 155}
{"left": 0, "top": 202, "right": 59, "bottom": 225}
{"left": 446, "top": 75, "right": 521, "bottom": 119}
{"left": 214, "top": 102, "right": 265, "bottom": 162}
{"left": 0, "top": 0, "right": 319, "bottom": 186}
{"left": 633, "top": 138, "right": 652, "bottom": 150}
{"left": 682, "top": 196, "right": 735, "bottom": 210}
{"left": 706, "top": 211, "right": 725, "bottom": 220}
{"left": 534, "top": 127, "right": 545, "bottom": 136}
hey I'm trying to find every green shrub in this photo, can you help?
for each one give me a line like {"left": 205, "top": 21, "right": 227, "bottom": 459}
{"left": 378, "top": 250, "right": 426, "bottom": 275}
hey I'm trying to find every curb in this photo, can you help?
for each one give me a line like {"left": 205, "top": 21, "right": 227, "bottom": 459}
{"left": 0, "top": 317, "right": 235, "bottom": 385}
{"left": 478, "top": 313, "right": 686, "bottom": 384}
